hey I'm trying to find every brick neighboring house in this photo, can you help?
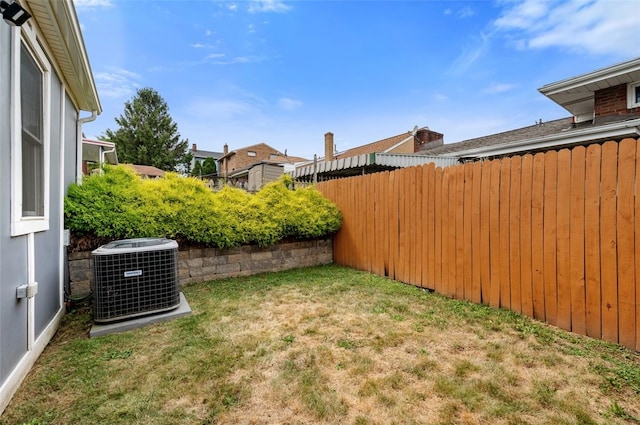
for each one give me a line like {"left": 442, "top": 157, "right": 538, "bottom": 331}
{"left": 422, "top": 57, "right": 640, "bottom": 159}
{"left": 219, "top": 142, "right": 306, "bottom": 179}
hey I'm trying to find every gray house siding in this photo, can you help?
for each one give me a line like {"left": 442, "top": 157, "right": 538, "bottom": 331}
{"left": 0, "top": 2, "right": 98, "bottom": 410}
{"left": 35, "top": 72, "right": 63, "bottom": 336}
{"left": 0, "top": 23, "right": 30, "bottom": 387}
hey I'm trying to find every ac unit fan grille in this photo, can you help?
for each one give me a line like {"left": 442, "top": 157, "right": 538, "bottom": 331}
{"left": 92, "top": 242, "right": 180, "bottom": 323}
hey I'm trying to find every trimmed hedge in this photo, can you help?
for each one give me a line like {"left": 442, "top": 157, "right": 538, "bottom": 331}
{"left": 64, "top": 165, "right": 342, "bottom": 248}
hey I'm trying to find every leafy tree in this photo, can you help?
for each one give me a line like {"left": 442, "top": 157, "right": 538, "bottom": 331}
{"left": 102, "top": 88, "right": 192, "bottom": 172}
{"left": 201, "top": 157, "right": 217, "bottom": 176}
{"left": 191, "top": 160, "right": 202, "bottom": 177}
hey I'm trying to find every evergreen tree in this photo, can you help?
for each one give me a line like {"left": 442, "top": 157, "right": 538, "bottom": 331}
{"left": 102, "top": 88, "right": 192, "bottom": 172}
{"left": 201, "top": 157, "right": 217, "bottom": 176}
{"left": 191, "top": 160, "right": 202, "bottom": 177}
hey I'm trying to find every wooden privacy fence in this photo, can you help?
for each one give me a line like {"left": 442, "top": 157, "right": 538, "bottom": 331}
{"left": 316, "top": 138, "right": 640, "bottom": 352}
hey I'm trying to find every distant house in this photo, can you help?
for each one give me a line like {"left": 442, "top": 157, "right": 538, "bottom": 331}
{"left": 422, "top": 57, "right": 640, "bottom": 159}
{"left": 219, "top": 142, "right": 306, "bottom": 187}
{"left": 0, "top": 0, "right": 101, "bottom": 414}
{"left": 125, "top": 164, "right": 166, "bottom": 179}
{"left": 292, "top": 127, "right": 457, "bottom": 182}
{"left": 82, "top": 138, "right": 118, "bottom": 174}
{"left": 189, "top": 143, "right": 223, "bottom": 176}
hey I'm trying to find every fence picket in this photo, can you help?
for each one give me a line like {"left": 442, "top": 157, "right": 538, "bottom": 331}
{"left": 544, "top": 151, "right": 559, "bottom": 327}
{"left": 509, "top": 156, "right": 522, "bottom": 314}
{"left": 531, "top": 153, "right": 546, "bottom": 321}
{"left": 499, "top": 159, "right": 512, "bottom": 309}
{"left": 617, "top": 139, "right": 636, "bottom": 350}
{"left": 520, "top": 155, "right": 534, "bottom": 318}
{"left": 570, "top": 147, "right": 587, "bottom": 335}
{"left": 464, "top": 162, "right": 474, "bottom": 301}
{"left": 584, "top": 145, "right": 601, "bottom": 339}
{"left": 601, "top": 142, "right": 619, "bottom": 343}
{"left": 471, "top": 161, "right": 483, "bottom": 304}
{"left": 490, "top": 160, "right": 502, "bottom": 308}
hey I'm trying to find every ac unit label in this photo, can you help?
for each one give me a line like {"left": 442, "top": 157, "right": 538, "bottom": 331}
{"left": 124, "top": 270, "right": 143, "bottom": 277}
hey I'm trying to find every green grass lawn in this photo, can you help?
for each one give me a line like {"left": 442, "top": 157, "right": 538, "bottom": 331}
{"left": 2, "top": 265, "right": 639, "bottom": 425}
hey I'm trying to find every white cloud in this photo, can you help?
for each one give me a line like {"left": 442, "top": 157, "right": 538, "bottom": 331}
{"left": 448, "top": 31, "right": 491, "bottom": 76}
{"left": 494, "top": 0, "right": 640, "bottom": 56}
{"left": 277, "top": 97, "right": 302, "bottom": 111}
{"left": 483, "top": 83, "right": 517, "bottom": 94}
{"left": 94, "top": 68, "right": 140, "bottom": 99}
{"left": 457, "top": 6, "right": 476, "bottom": 18}
{"left": 247, "top": 0, "right": 291, "bottom": 14}
{"left": 73, "top": 0, "right": 112, "bottom": 8}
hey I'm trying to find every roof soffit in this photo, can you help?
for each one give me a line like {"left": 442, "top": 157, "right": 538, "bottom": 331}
{"left": 539, "top": 57, "right": 640, "bottom": 117}
{"left": 24, "top": 0, "right": 101, "bottom": 113}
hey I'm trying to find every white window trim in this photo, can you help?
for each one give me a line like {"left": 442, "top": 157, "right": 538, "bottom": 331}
{"left": 627, "top": 81, "right": 640, "bottom": 109}
{"left": 10, "top": 25, "right": 51, "bottom": 236}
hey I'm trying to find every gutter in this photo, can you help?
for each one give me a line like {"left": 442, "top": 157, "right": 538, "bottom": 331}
{"left": 76, "top": 111, "right": 99, "bottom": 183}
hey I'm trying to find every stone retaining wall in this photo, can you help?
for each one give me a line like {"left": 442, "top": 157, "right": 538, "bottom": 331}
{"left": 68, "top": 238, "right": 333, "bottom": 296}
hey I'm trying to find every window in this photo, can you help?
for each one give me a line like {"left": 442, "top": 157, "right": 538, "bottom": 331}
{"left": 21, "top": 43, "right": 44, "bottom": 217}
{"left": 11, "top": 28, "right": 50, "bottom": 236}
{"left": 247, "top": 151, "right": 257, "bottom": 157}
{"left": 628, "top": 81, "right": 640, "bottom": 109}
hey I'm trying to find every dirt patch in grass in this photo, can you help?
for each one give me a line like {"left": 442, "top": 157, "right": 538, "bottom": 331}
{"left": 2, "top": 265, "right": 639, "bottom": 425}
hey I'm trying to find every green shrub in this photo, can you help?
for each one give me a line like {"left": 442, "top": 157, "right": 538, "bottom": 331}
{"left": 64, "top": 165, "right": 342, "bottom": 248}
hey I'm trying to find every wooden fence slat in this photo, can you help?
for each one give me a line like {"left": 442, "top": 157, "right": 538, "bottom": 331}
{"left": 509, "top": 156, "right": 522, "bottom": 314}
{"left": 520, "top": 155, "right": 534, "bottom": 318}
{"left": 617, "top": 139, "right": 636, "bottom": 350}
{"left": 405, "top": 168, "right": 414, "bottom": 283}
{"left": 426, "top": 164, "right": 436, "bottom": 289}
{"left": 532, "top": 153, "right": 546, "bottom": 321}
{"left": 441, "top": 170, "right": 451, "bottom": 296}
{"left": 455, "top": 165, "right": 465, "bottom": 299}
{"left": 480, "top": 161, "right": 492, "bottom": 304}
{"left": 499, "top": 158, "right": 511, "bottom": 309}
{"left": 471, "top": 161, "right": 483, "bottom": 304}
{"left": 601, "top": 141, "right": 619, "bottom": 343}
{"left": 422, "top": 165, "right": 432, "bottom": 288}
{"left": 584, "top": 145, "right": 602, "bottom": 339}
{"left": 388, "top": 171, "right": 398, "bottom": 280}
{"left": 544, "top": 151, "right": 559, "bottom": 327}
{"left": 447, "top": 168, "right": 457, "bottom": 298}
{"left": 416, "top": 166, "right": 424, "bottom": 287}
{"left": 464, "top": 162, "right": 474, "bottom": 302}
{"left": 635, "top": 139, "right": 640, "bottom": 352}
{"left": 556, "top": 149, "right": 572, "bottom": 331}
{"left": 413, "top": 166, "right": 422, "bottom": 286}
{"left": 570, "top": 147, "right": 587, "bottom": 335}
{"left": 490, "top": 160, "right": 502, "bottom": 308}
{"left": 434, "top": 168, "right": 443, "bottom": 293}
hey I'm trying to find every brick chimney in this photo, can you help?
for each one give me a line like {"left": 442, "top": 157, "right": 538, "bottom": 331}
{"left": 223, "top": 143, "right": 229, "bottom": 155}
{"left": 192, "top": 143, "right": 197, "bottom": 151}
{"left": 324, "top": 132, "right": 334, "bottom": 161}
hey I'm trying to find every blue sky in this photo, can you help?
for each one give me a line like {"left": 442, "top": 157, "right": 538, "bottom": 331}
{"left": 74, "top": 0, "right": 640, "bottom": 160}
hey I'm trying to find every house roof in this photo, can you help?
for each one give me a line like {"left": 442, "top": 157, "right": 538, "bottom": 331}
{"left": 125, "top": 164, "right": 166, "bottom": 178}
{"left": 192, "top": 149, "right": 223, "bottom": 160}
{"left": 539, "top": 57, "right": 640, "bottom": 120}
{"left": 334, "top": 131, "right": 414, "bottom": 160}
{"left": 219, "top": 143, "right": 280, "bottom": 160}
{"left": 25, "top": 0, "right": 101, "bottom": 113}
{"left": 421, "top": 117, "right": 575, "bottom": 156}
{"left": 422, "top": 116, "right": 640, "bottom": 159}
